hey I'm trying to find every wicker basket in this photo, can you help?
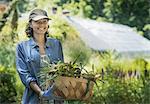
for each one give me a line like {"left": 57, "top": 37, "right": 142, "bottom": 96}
{"left": 46, "top": 76, "right": 94, "bottom": 101}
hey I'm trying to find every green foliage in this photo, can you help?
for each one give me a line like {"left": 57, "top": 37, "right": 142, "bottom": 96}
{"left": 53, "top": 0, "right": 105, "bottom": 19}
{"left": 95, "top": 78, "right": 140, "bottom": 104}
{"left": 37, "top": 61, "right": 99, "bottom": 104}
{"left": 141, "top": 75, "right": 150, "bottom": 104}
{"left": 103, "top": 0, "right": 150, "bottom": 27}
{"left": 64, "top": 39, "right": 92, "bottom": 65}
{"left": 38, "top": 61, "right": 99, "bottom": 88}
{"left": 103, "top": 0, "right": 150, "bottom": 38}
{"left": 132, "top": 58, "right": 148, "bottom": 71}
{"left": 143, "top": 24, "right": 150, "bottom": 40}
{"left": 0, "top": 41, "right": 15, "bottom": 67}
{"left": 0, "top": 65, "right": 17, "bottom": 103}
{"left": 0, "top": 0, "right": 19, "bottom": 31}
{"left": 62, "top": 0, "right": 93, "bottom": 18}
{"left": 49, "top": 15, "right": 79, "bottom": 41}
{"left": 0, "top": 16, "right": 24, "bottom": 103}
{"left": 0, "top": 40, "right": 24, "bottom": 103}
{"left": 91, "top": 72, "right": 150, "bottom": 104}
{"left": 89, "top": 52, "right": 150, "bottom": 104}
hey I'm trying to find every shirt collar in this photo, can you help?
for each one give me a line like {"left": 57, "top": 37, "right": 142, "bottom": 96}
{"left": 29, "top": 37, "right": 49, "bottom": 48}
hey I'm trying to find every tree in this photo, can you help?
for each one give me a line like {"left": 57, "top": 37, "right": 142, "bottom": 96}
{"left": 103, "top": 0, "right": 150, "bottom": 37}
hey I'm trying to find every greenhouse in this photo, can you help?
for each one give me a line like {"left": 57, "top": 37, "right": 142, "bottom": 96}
{"left": 66, "top": 16, "right": 150, "bottom": 57}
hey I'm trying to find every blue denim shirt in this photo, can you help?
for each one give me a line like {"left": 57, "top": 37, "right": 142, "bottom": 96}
{"left": 16, "top": 38, "right": 64, "bottom": 104}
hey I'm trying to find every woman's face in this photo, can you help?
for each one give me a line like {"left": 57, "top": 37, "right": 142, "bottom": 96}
{"left": 31, "top": 18, "right": 49, "bottom": 35}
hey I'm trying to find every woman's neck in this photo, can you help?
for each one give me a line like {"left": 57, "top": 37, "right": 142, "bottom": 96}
{"left": 33, "top": 34, "right": 46, "bottom": 55}
{"left": 33, "top": 33, "right": 45, "bottom": 46}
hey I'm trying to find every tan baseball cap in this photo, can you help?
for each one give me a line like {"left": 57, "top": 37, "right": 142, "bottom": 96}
{"left": 29, "top": 9, "right": 50, "bottom": 21}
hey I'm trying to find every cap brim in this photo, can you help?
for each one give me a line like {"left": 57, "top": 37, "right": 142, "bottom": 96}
{"left": 32, "top": 15, "right": 50, "bottom": 21}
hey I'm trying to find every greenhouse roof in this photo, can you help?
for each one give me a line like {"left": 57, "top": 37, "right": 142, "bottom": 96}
{"left": 66, "top": 16, "right": 150, "bottom": 57}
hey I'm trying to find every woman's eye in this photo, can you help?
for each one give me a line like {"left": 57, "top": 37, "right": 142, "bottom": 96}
{"left": 34, "top": 21, "right": 40, "bottom": 24}
{"left": 43, "top": 20, "right": 48, "bottom": 23}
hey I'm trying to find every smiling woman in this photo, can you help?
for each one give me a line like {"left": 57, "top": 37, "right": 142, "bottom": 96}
{"left": 30, "top": 17, "right": 49, "bottom": 55}
{"left": 16, "top": 9, "right": 64, "bottom": 104}
{"left": 31, "top": 19, "right": 49, "bottom": 36}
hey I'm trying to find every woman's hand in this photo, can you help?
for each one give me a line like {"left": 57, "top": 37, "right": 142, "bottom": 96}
{"left": 30, "top": 81, "right": 63, "bottom": 100}
{"left": 40, "top": 84, "right": 63, "bottom": 100}
{"left": 39, "top": 84, "right": 54, "bottom": 99}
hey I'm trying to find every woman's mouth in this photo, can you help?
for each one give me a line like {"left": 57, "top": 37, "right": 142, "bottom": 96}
{"left": 37, "top": 27, "right": 46, "bottom": 31}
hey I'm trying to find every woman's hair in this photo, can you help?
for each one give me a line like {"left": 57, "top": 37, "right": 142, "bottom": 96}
{"left": 25, "top": 22, "right": 33, "bottom": 37}
{"left": 25, "top": 22, "right": 49, "bottom": 38}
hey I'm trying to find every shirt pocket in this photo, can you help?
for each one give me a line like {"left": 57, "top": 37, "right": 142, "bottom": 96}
{"left": 25, "top": 55, "right": 40, "bottom": 74}
{"left": 48, "top": 54, "right": 59, "bottom": 64}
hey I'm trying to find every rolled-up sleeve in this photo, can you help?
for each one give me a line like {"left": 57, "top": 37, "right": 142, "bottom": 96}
{"left": 16, "top": 43, "right": 36, "bottom": 88}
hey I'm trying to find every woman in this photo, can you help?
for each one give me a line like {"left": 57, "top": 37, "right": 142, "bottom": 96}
{"left": 16, "top": 9, "right": 64, "bottom": 104}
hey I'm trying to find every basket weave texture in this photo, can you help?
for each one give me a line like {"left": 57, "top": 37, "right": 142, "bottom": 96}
{"left": 46, "top": 76, "right": 94, "bottom": 101}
